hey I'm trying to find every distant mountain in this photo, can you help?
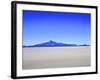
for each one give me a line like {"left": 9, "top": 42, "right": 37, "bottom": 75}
{"left": 78, "top": 44, "right": 90, "bottom": 46}
{"left": 23, "top": 40, "right": 78, "bottom": 47}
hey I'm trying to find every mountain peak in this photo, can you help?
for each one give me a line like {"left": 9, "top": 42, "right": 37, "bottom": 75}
{"left": 23, "top": 41, "right": 90, "bottom": 48}
{"left": 48, "top": 40, "right": 56, "bottom": 43}
{"left": 49, "top": 40, "right": 54, "bottom": 42}
{"left": 24, "top": 41, "right": 78, "bottom": 47}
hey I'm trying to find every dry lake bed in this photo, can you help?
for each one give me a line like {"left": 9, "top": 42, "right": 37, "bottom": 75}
{"left": 22, "top": 46, "right": 91, "bottom": 70}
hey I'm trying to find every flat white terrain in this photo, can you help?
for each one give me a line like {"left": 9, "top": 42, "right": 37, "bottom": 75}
{"left": 22, "top": 46, "right": 91, "bottom": 70}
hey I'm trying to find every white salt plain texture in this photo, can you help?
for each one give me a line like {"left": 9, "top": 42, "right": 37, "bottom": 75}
{"left": 22, "top": 46, "right": 91, "bottom": 69}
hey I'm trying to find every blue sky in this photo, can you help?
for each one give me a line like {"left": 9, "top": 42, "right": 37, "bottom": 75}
{"left": 22, "top": 10, "right": 91, "bottom": 46}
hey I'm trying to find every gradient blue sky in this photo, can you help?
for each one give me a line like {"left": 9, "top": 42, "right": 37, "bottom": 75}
{"left": 22, "top": 10, "right": 91, "bottom": 46}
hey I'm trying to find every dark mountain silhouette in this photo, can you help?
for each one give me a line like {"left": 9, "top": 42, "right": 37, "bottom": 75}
{"left": 23, "top": 40, "right": 79, "bottom": 47}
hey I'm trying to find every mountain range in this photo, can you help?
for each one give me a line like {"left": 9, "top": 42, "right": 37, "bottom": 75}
{"left": 23, "top": 40, "right": 90, "bottom": 47}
